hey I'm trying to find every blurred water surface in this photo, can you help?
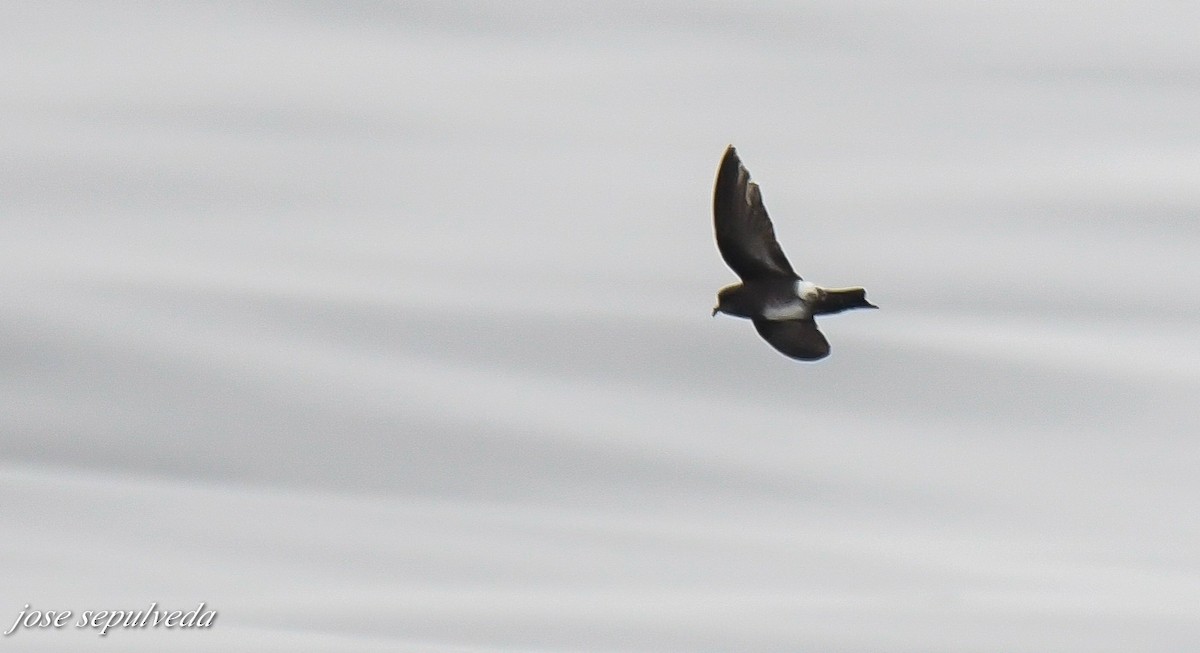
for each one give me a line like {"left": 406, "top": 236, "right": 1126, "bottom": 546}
{"left": 2, "top": 1, "right": 1199, "bottom": 651}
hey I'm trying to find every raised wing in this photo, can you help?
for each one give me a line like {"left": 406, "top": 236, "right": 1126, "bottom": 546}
{"left": 713, "top": 145, "right": 798, "bottom": 281}
{"left": 752, "top": 318, "right": 830, "bottom": 361}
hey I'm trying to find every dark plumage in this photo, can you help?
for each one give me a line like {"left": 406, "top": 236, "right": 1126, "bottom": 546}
{"left": 711, "top": 145, "right": 876, "bottom": 361}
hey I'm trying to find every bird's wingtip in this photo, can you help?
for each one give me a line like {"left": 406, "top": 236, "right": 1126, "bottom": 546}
{"left": 719, "top": 145, "right": 741, "bottom": 170}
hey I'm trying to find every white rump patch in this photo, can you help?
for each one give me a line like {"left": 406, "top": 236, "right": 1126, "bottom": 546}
{"left": 794, "top": 280, "right": 821, "bottom": 303}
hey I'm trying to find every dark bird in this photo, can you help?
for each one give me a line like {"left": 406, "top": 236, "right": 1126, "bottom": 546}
{"left": 711, "top": 145, "right": 876, "bottom": 361}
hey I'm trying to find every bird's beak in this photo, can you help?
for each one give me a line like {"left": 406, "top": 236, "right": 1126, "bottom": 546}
{"left": 865, "top": 302, "right": 879, "bottom": 309}
{"left": 711, "top": 306, "right": 719, "bottom": 317}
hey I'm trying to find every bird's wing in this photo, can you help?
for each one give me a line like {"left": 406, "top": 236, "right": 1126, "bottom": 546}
{"left": 752, "top": 318, "right": 830, "bottom": 361}
{"left": 713, "top": 145, "right": 799, "bottom": 281}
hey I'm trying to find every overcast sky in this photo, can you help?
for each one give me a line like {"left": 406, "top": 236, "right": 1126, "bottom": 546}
{"left": 2, "top": 2, "right": 1199, "bottom": 651}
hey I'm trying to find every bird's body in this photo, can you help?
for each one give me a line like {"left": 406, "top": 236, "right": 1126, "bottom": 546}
{"left": 715, "top": 279, "right": 817, "bottom": 321}
{"left": 711, "top": 146, "right": 875, "bottom": 361}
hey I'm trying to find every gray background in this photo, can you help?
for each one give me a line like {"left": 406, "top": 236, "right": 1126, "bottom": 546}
{"left": 3, "top": 1, "right": 1199, "bottom": 651}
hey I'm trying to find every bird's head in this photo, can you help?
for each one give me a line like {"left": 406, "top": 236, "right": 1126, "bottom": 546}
{"left": 712, "top": 285, "right": 739, "bottom": 317}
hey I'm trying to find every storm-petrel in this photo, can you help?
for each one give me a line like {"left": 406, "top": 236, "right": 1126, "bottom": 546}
{"left": 711, "top": 145, "right": 876, "bottom": 361}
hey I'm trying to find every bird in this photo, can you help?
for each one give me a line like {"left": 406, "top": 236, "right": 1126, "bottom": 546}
{"left": 711, "top": 145, "right": 876, "bottom": 361}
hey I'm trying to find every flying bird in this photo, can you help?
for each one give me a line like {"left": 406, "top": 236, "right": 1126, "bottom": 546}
{"left": 711, "top": 145, "right": 876, "bottom": 361}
